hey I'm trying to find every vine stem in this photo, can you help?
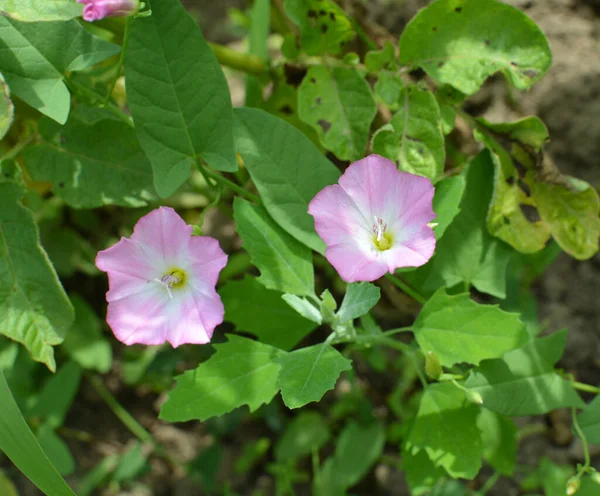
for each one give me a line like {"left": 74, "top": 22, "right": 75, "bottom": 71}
{"left": 66, "top": 79, "right": 133, "bottom": 127}
{"left": 384, "top": 273, "right": 427, "bottom": 304}
{"left": 199, "top": 165, "right": 261, "bottom": 203}
{"left": 572, "top": 406, "right": 591, "bottom": 471}
{"left": 102, "top": 17, "right": 132, "bottom": 107}
{"left": 476, "top": 472, "right": 501, "bottom": 496}
{"left": 208, "top": 42, "right": 267, "bottom": 75}
{"left": 572, "top": 381, "right": 600, "bottom": 395}
{"left": 0, "top": 135, "right": 34, "bottom": 162}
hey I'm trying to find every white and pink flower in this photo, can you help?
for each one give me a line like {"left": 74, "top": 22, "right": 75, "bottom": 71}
{"left": 77, "top": 0, "right": 140, "bottom": 22}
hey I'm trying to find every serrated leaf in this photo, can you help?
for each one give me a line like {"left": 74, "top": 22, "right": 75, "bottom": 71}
{"left": 233, "top": 198, "right": 315, "bottom": 296}
{"left": 277, "top": 343, "right": 351, "bottom": 409}
{"left": 407, "top": 382, "right": 482, "bottom": 479}
{"left": 0, "top": 0, "right": 82, "bottom": 22}
{"left": 576, "top": 395, "right": 600, "bottom": 445}
{"left": 413, "top": 289, "right": 528, "bottom": 367}
{"left": 298, "top": 65, "right": 376, "bottom": 161}
{"left": 399, "top": 0, "right": 551, "bottom": 95}
{"left": 432, "top": 174, "right": 465, "bottom": 240}
{"left": 36, "top": 424, "right": 75, "bottom": 476}
{"left": 275, "top": 411, "right": 330, "bottom": 461}
{"left": 220, "top": 277, "right": 317, "bottom": 351}
{"left": 336, "top": 282, "right": 380, "bottom": 323}
{"left": 0, "top": 73, "right": 14, "bottom": 139}
{"left": 284, "top": 0, "right": 355, "bottom": 56}
{"left": 125, "top": 0, "right": 237, "bottom": 197}
{"left": 234, "top": 107, "right": 340, "bottom": 253}
{"left": 160, "top": 335, "right": 283, "bottom": 422}
{"left": 372, "top": 86, "right": 445, "bottom": 181}
{"left": 465, "top": 330, "right": 583, "bottom": 416}
{"left": 0, "top": 18, "right": 119, "bottom": 123}
{"left": 24, "top": 118, "right": 156, "bottom": 208}
{"left": 477, "top": 409, "right": 517, "bottom": 476}
{"left": 0, "top": 182, "right": 73, "bottom": 371}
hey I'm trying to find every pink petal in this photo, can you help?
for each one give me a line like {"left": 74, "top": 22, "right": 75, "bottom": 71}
{"left": 187, "top": 236, "right": 229, "bottom": 288}
{"left": 96, "top": 237, "right": 157, "bottom": 280}
{"left": 326, "top": 243, "right": 388, "bottom": 282}
{"left": 384, "top": 226, "right": 436, "bottom": 271}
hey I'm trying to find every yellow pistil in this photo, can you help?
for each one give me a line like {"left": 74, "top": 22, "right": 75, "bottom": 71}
{"left": 373, "top": 231, "right": 394, "bottom": 251}
{"left": 164, "top": 268, "right": 187, "bottom": 289}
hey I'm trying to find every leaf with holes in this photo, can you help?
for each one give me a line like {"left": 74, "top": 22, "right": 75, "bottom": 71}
{"left": 399, "top": 0, "right": 551, "bottom": 95}
{"left": 0, "top": 0, "right": 82, "bottom": 21}
{"left": 298, "top": 65, "right": 376, "bottom": 161}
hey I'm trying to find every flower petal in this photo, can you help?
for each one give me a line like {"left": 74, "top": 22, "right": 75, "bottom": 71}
{"left": 187, "top": 236, "right": 228, "bottom": 288}
{"left": 325, "top": 243, "right": 388, "bottom": 282}
{"left": 96, "top": 237, "right": 157, "bottom": 279}
{"left": 385, "top": 226, "right": 436, "bottom": 271}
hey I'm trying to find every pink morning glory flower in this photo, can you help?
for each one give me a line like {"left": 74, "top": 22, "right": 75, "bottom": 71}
{"left": 96, "top": 207, "right": 228, "bottom": 347}
{"left": 308, "top": 154, "right": 436, "bottom": 283}
{"left": 77, "top": 0, "right": 140, "bottom": 22}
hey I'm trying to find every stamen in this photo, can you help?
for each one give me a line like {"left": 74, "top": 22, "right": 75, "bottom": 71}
{"left": 155, "top": 272, "right": 180, "bottom": 300}
{"left": 372, "top": 216, "right": 387, "bottom": 242}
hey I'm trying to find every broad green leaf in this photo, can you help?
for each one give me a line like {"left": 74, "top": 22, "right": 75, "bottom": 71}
{"left": 0, "top": 182, "right": 73, "bottom": 372}
{"left": 0, "top": 73, "right": 13, "bottom": 139}
{"left": 465, "top": 330, "right": 583, "bottom": 416}
{"left": 372, "top": 86, "right": 445, "bottom": 181}
{"left": 0, "top": 18, "right": 119, "bottom": 123}
{"left": 284, "top": 0, "right": 355, "bottom": 56}
{"left": 220, "top": 277, "right": 317, "bottom": 351}
{"left": 576, "top": 395, "right": 600, "bottom": 445}
{"left": 532, "top": 179, "right": 600, "bottom": 260}
{"left": 298, "top": 65, "right": 376, "bottom": 161}
{"left": 413, "top": 289, "right": 528, "bottom": 367}
{"left": 477, "top": 409, "right": 517, "bottom": 476}
{"left": 277, "top": 343, "right": 351, "bottom": 409}
{"left": 407, "top": 382, "right": 483, "bottom": 479}
{"left": 373, "top": 70, "right": 403, "bottom": 108}
{"left": 160, "top": 335, "right": 283, "bottom": 422}
{"left": 365, "top": 41, "right": 397, "bottom": 73}
{"left": 336, "top": 282, "right": 380, "bottom": 323}
{"left": 432, "top": 174, "right": 465, "bottom": 240}
{"left": 36, "top": 424, "right": 75, "bottom": 476}
{"left": 0, "top": 371, "right": 76, "bottom": 496}
{"left": 62, "top": 295, "right": 112, "bottom": 373}
{"left": 233, "top": 198, "right": 315, "bottom": 296}
{"left": 399, "top": 0, "right": 551, "bottom": 95}
{"left": 579, "top": 476, "right": 600, "bottom": 496}
{"left": 275, "top": 411, "right": 330, "bottom": 461}
{"left": 234, "top": 107, "right": 340, "bottom": 253}
{"left": 402, "top": 448, "right": 447, "bottom": 494}
{"left": 125, "top": 0, "right": 237, "bottom": 197}
{"left": 24, "top": 118, "right": 156, "bottom": 208}
{"left": 0, "top": 0, "right": 82, "bottom": 22}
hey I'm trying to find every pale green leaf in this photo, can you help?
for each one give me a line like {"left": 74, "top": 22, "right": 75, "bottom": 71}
{"left": 372, "top": 86, "right": 445, "bottom": 181}
{"left": 298, "top": 65, "right": 376, "bottom": 161}
{"left": 0, "top": 182, "right": 74, "bottom": 372}
{"left": 282, "top": 294, "right": 322, "bottom": 324}
{"left": 277, "top": 343, "right": 351, "bottom": 409}
{"left": 24, "top": 118, "right": 156, "bottom": 208}
{"left": 413, "top": 289, "right": 528, "bottom": 367}
{"left": 576, "top": 395, "right": 600, "bottom": 445}
{"left": 399, "top": 0, "right": 551, "bottom": 94}
{"left": 234, "top": 107, "right": 340, "bottom": 253}
{"left": 0, "top": 18, "right": 119, "bottom": 123}
{"left": 0, "top": 0, "right": 82, "bottom": 22}
{"left": 465, "top": 330, "right": 583, "bottom": 416}
{"left": 407, "top": 382, "right": 483, "bottom": 479}
{"left": 125, "top": 0, "right": 237, "bottom": 197}
{"left": 477, "top": 409, "right": 517, "bottom": 476}
{"left": 0, "top": 72, "right": 14, "bottom": 139}
{"left": 36, "top": 424, "right": 75, "bottom": 476}
{"left": 233, "top": 198, "right": 315, "bottom": 296}
{"left": 432, "top": 174, "right": 465, "bottom": 240}
{"left": 337, "top": 282, "right": 380, "bottom": 323}
{"left": 220, "top": 276, "right": 317, "bottom": 351}
{"left": 275, "top": 411, "right": 330, "bottom": 461}
{"left": 160, "top": 335, "right": 283, "bottom": 422}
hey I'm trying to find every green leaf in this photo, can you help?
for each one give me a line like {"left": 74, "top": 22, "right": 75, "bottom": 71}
{"left": 365, "top": 41, "right": 397, "bottom": 73}
{"left": 0, "top": 0, "right": 82, "bottom": 22}
{"left": 277, "top": 343, "right": 352, "bottom": 409}
{"left": 0, "top": 73, "right": 14, "bottom": 139}
{"left": 477, "top": 409, "right": 517, "bottom": 476}
{"left": 0, "top": 471, "right": 18, "bottom": 496}
{"left": 36, "top": 424, "right": 75, "bottom": 476}
{"left": 399, "top": 0, "right": 551, "bottom": 95}
{"left": 402, "top": 448, "right": 447, "bottom": 494}
{"left": 0, "top": 182, "right": 74, "bottom": 372}
{"left": 407, "top": 382, "right": 483, "bottom": 479}
{"left": 245, "top": 0, "right": 270, "bottom": 107}
{"left": 112, "top": 443, "right": 148, "bottom": 483}
{"left": 220, "top": 277, "right": 317, "bottom": 351}
{"left": 0, "top": 371, "right": 76, "bottom": 495}
{"left": 538, "top": 457, "right": 574, "bottom": 496}
{"left": 465, "top": 330, "right": 583, "bottom": 416}
{"left": 160, "top": 335, "right": 283, "bottom": 422}
{"left": 0, "top": 18, "right": 119, "bottom": 123}
{"left": 233, "top": 198, "right": 315, "bottom": 296}
{"left": 372, "top": 86, "right": 445, "bottom": 181}
{"left": 125, "top": 0, "right": 237, "bottom": 197}
{"left": 413, "top": 289, "right": 528, "bottom": 367}
{"left": 284, "top": 0, "right": 355, "bottom": 56}
{"left": 275, "top": 411, "right": 330, "bottom": 461}
{"left": 439, "top": 103, "right": 456, "bottom": 135}
{"left": 432, "top": 174, "right": 465, "bottom": 240}
{"left": 62, "top": 295, "right": 112, "bottom": 373}
{"left": 576, "top": 395, "right": 600, "bottom": 445}
{"left": 24, "top": 118, "right": 156, "bottom": 208}
{"left": 297, "top": 65, "right": 376, "bottom": 161}
{"left": 234, "top": 107, "right": 340, "bottom": 253}
{"left": 282, "top": 294, "right": 322, "bottom": 324}
{"left": 373, "top": 70, "right": 403, "bottom": 108}
{"left": 337, "top": 282, "right": 380, "bottom": 323}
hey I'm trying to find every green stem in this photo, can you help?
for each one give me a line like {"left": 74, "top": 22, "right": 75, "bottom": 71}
{"left": 66, "top": 79, "right": 133, "bottom": 127}
{"left": 382, "top": 327, "right": 413, "bottom": 337}
{"left": 200, "top": 165, "right": 261, "bottom": 203}
{"left": 572, "top": 381, "right": 600, "bottom": 395}
{"left": 477, "top": 472, "right": 501, "bottom": 496}
{"left": 208, "top": 42, "right": 267, "bottom": 75}
{"left": 572, "top": 406, "right": 591, "bottom": 471}
{"left": 517, "top": 423, "right": 548, "bottom": 441}
{"left": 0, "top": 135, "right": 34, "bottom": 162}
{"left": 102, "top": 17, "right": 132, "bottom": 107}
{"left": 385, "top": 274, "right": 427, "bottom": 304}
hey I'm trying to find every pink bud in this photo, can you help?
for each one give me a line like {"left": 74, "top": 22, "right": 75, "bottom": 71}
{"left": 77, "top": 0, "right": 141, "bottom": 22}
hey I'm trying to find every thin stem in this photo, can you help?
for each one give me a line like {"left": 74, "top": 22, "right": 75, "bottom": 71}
{"left": 572, "top": 406, "right": 591, "bottom": 471}
{"left": 477, "top": 472, "right": 501, "bottom": 496}
{"left": 200, "top": 165, "right": 261, "bottom": 203}
{"left": 102, "top": 17, "right": 132, "bottom": 107}
{"left": 517, "top": 423, "right": 548, "bottom": 441}
{"left": 385, "top": 274, "right": 427, "bottom": 304}
{"left": 572, "top": 381, "right": 600, "bottom": 395}
{"left": 0, "top": 135, "right": 34, "bottom": 162}
{"left": 382, "top": 327, "right": 413, "bottom": 337}
{"left": 208, "top": 42, "right": 267, "bottom": 75}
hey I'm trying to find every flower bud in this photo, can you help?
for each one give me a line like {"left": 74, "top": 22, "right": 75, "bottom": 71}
{"left": 77, "top": 0, "right": 141, "bottom": 22}
{"left": 464, "top": 389, "right": 484, "bottom": 405}
{"left": 566, "top": 476, "right": 580, "bottom": 496}
{"left": 425, "top": 351, "right": 443, "bottom": 380}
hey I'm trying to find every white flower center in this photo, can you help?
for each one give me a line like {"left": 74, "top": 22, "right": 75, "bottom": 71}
{"left": 372, "top": 216, "right": 387, "bottom": 241}
{"left": 154, "top": 269, "right": 186, "bottom": 299}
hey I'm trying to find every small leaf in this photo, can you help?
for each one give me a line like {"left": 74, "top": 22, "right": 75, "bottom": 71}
{"left": 365, "top": 41, "right": 397, "bottom": 72}
{"left": 399, "top": 0, "right": 551, "bottom": 94}
{"left": 402, "top": 448, "right": 447, "bottom": 493}
{"left": 0, "top": 73, "right": 14, "bottom": 139}
{"left": 0, "top": 0, "right": 82, "bottom": 22}
{"left": 298, "top": 65, "right": 376, "bottom": 161}
{"left": 413, "top": 288, "right": 528, "bottom": 367}
{"left": 336, "top": 282, "right": 380, "bottom": 323}
{"left": 220, "top": 277, "right": 317, "bottom": 351}
{"left": 277, "top": 343, "right": 351, "bottom": 409}
{"left": 372, "top": 86, "right": 445, "bottom": 181}
{"left": 282, "top": 294, "right": 322, "bottom": 324}
{"left": 477, "top": 409, "right": 517, "bottom": 476}
{"left": 275, "top": 411, "right": 330, "bottom": 461}
{"left": 160, "top": 335, "right": 283, "bottom": 422}
{"left": 233, "top": 198, "right": 315, "bottom": 296}
{"left": 432, "top": 174, "right": 465, "bottom": 240}
{"left": 373, "top": 71, "right": 403, "bottom": 107}
{"left": 576, "top": 395, "right": 600, "bottom": 445}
